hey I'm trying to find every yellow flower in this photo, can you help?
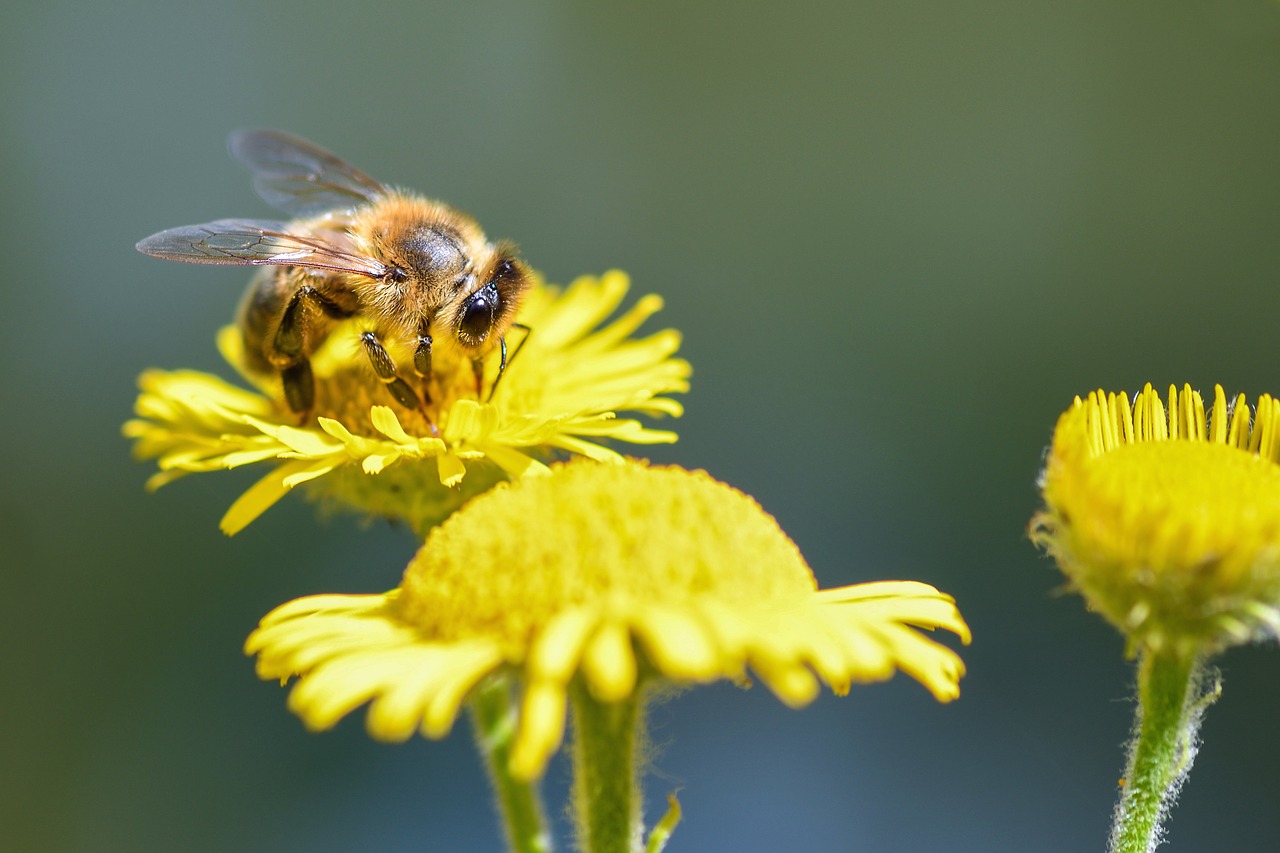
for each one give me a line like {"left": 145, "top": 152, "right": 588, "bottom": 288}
{"left": 245, "top": 460, "right": 970, "bottom": 780}
{"left": 124, "top": 272, "right": 690, "bottom": 535}
{"left": 1032, "top": 383, "right": 1280, "bottom": 657}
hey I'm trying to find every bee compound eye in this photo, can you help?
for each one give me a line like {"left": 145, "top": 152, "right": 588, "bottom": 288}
{"left": 459, "top": 282, "right": 500, "bottom": 345}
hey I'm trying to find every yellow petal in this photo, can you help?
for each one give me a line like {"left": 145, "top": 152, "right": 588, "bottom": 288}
{"left": 511, "top": 681, "right": 568, "bottom": 780}
{"left": 581, "top": 622, "right": 637, "bottom": 702}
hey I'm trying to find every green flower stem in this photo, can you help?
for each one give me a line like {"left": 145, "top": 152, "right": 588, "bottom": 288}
{"left": 1109, "top": 650, "right": 1217, "bottom": 853}
{"left": 470, "top": 675, "right": 554, "bottom": 853}
{"left": 570, "top": 682, "right": 643, "bottom": 853}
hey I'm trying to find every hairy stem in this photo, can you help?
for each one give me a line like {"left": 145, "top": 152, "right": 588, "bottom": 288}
{"left": 570, "top": 682, "right": 644, "bottom": 853}
{"left": 1109, "top": 650, "right": 1218, "bottom": 853}
{"left": 471, "top": 675, "right": 554, "bottom": 853}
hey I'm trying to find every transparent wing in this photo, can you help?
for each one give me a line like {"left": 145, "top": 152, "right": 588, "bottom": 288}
{"left": 136, "top": 218, "right": 387, "bottom": 278}
{"left": 228, "top": 129, "right": 386, "bottom": 216}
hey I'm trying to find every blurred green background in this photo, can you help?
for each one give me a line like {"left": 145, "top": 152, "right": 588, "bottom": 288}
{"left": 5, "top": 1, "right": 1280, "bottom": 850}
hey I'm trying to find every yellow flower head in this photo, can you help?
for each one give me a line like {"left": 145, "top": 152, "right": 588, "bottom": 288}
{"left": 1032, "top": 383, "right": 1280, "bottom": 657}
{"left": 246, "top": 460, "right": 970, "bottom": 780}
{"left": 124, "top": 272, "right": 690, "bottom": 535}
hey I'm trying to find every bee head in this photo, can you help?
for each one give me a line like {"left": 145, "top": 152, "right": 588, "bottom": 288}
{"left": 453, "top": 251, "right": 531, "bottom": 353}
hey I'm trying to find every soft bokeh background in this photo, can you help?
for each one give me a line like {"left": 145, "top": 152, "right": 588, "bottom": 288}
{"left": 5, "top": 1, "right": 1280, "bottom": 850}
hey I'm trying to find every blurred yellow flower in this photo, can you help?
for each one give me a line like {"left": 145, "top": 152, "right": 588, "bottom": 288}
{"left": 246, "top": 460, "right": 971, "bottom": 780}
{"left": 1033, "top": 383, "right": 1280, "bottom": 657}
{"left": 125, "top": 272, "right": 689, "bottom": 534}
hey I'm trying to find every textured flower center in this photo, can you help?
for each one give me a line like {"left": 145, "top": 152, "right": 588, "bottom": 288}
{"left": 1054, "top": 440, "right": 1280, "bottom": 581}
{"left": 398, "top": 461, "right": 817, "bottom": 646}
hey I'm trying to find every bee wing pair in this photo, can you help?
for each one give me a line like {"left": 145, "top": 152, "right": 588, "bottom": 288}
{"left": 228, "top": 128, "right": 386, "bottom": 216}
{"left": 136, "top": 130, "right": 389, "bottom": 279}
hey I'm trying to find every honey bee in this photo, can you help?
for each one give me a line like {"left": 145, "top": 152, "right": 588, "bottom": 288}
{"left": 137, "top": 129, "right": 532, "bottom": 415}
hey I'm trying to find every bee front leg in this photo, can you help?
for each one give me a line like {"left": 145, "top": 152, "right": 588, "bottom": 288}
{"left": 359, "top": 332, "right": 423, "bottom": 411}
{"left": 411, "top": 323, "right": 434, "bottom": 405}
{"left": 412, "top": 323, "right": 433, "bottom": 380}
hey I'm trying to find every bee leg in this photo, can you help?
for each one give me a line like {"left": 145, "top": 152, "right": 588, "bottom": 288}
{"left": 412, "top": 327, "right": 434, "bottom": 405}
{"left": 281, "top": 361, "right": 315, "bottom": 416}
{"left": 412, "top": 326, "right": 433, "bottom": 379}
{"left": 485, "top": 322, "right": 532, "bottom": 403}
{"left": 359, "top": 332, "right": 424, "bottom": 411}
{"left": 272, "top": 284, "right": 352, "bottom": 414}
